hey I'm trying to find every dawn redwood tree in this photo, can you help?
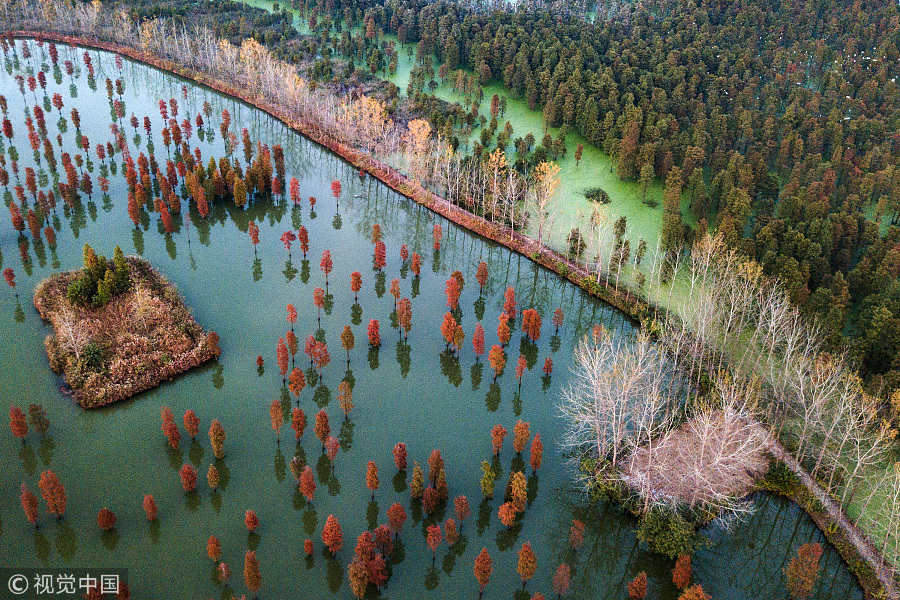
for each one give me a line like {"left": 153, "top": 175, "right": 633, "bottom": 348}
{"left": 97, "top": 508, "right": 117, "bottom": 531}
{"left": 445, "top": 277, "right": 461, "bottom": 310}
{"left": 569, "top": 519, "right": 585, "bottom": 550}
{"left": 513, "top": 420, "right": 531, "bottom": 454}
{"left": 180, "top": 464, "right": 198, "bottom": 493}
{"left": 454, "top": 495, "right": 471, "bottom": 529}
{"left": 209, "top": 419, "right": 226, "bottom": 459}
{"left": 390, "top": 279, "right": 401, "bottom": 309}
{"left": 183, "top": 410, "right": 199, "bottom": 440}
{"left": 142, "top": 494, "right": 158, "bottom": 521}
{"left": 502, "top": 287, "right": 516, "bottom": 320}
{"left": 341, "top": 326, "right": 355, "bottom": 363}
{"left": 289, "top": 368, "right": 307, "bottom": 401}
{"left": 208, "top": 465, "right": 220, "bottom": 490}
{"left": 280, "top": 230, "right": 296, "bottom": 258}
{"left": 244, "top": 550, "right": 261, "bottom": 597}
{"left": 497, "top": 316, "right": 512, "bottom": 347}
{"left": 432, "top": 223, "right": 442, "bottom": 251}
{"left": 521, "top": 309, "right": 542, "bottom": 342}
{"left": 244, "top": 510, "right": 259, "bottom": 532}
{"left": 476, "top": 262, "right": 488, "bottom": 294}
{"left": 374, "top": 241, "right": 387, "bottom": 270}
{"left": 269, "top": 398, "right": 284, "bottom": 442}
{"left": 207, "top": 535, "right": 222, "bottom": 562}
{"left": 322, "top": 514, "right": 344, "bottom": 555}
{"left": 387, "top": 502, "right": 407, "bottom": 538}
{"left": 422, "top": 487, "right": 439, "bottom": 516}
{"left": 509, "top": 471, "right": 528, "bottom": 513}
{"left": 286, "top": 304, "right": 298, "bottom": 331}
{"left": 411, "top": 252, "right": 422, "bottom": 277}
{"left": 248, "top": 221, "right": 259, "bottom": 252}
{"left": 311, "top": 341, "right": 331, "bottom": 374}
{"left": 313, "top": 288, "right": 325, "bottom": 323}
{"left": 410, "top": 462, "right": 425, "bottom": 500}
{"left": 38, "top": 470, "right": 66, "bottom": 519}
{"left": 552, "top": 308, "right": 564, "bottom": 333}
{"left": 428, "top": 449, "right": 444, "bottom": 487}
{"left": 472, "top": 324, "right": 485, "bottom": 359}
{"left": 297, "top": 226, "right": 309, "bottom": 258}
{"left": 9, "top": 405, "right": 27, "bottom": 441}
{"left": 304, "top": 539, "right": 314, "bottom": 557}
{"left": 491, "top": 424, "right": 507, "bottom": 455}
{"left": 277, "top": 337, "right": 289, "bottom": 382}
{"left": 291, "top": 407, "right": 307, "bottom": 440}
{"left": 392, "top": 442, "right": 408, "bottom": 471}
{"left": 371, "top": 224, "right": 382, "bottom": 244}
{"left": 315, "top": 410, "right": 330, "bottom": 451}
{"left": 366, "top": 461, "right": 379, "bottom": 500}
{"left": 445, "top": 518, "right": 459, "bottom": 546}
{"left": 628, "top": 572, "right": 648, "bottom": 599}
{"left": 217, "top": 562, "right": 231, "bottom": 584}
{"left": 673, "top": 554, "right": 692, "bottom": 589}
{"left": 286, "top": 330, "right": 299, "bottom": 365}
{"left": 348, "top": 558, "right": 368, "bottom": 599}
{"left": 320, "top": 250, "right": 333, "bottom": 287}
{"left": 3, "top": 268, "right": 16, "bottom": 296}
{"left": 517, "top": 542, "right": 537, "bottom": 589}
{"left": 368, "top": 319, "right": 382, "bottom": 347}
{"left": 678, "top": 585, "right": 711, "bottom": 600}
{"left": 441, "top": 313, "right": 458, "bottom": 348}
{"left": 515, "top": 355, "right": 528, "bottom": 390}
{"left": 325, "top": 436, "right": 340, "bottom": 467}
{"left": 350, "top": 272, "right": 362, "bottom": 301}
{"left": 20, "top": 483, "right": 38, "bottom": 527}
{"left": 543, "top": 358, "right": 553, "bottom": 378}
{"left": 785, "top": 543, "right": 822, "bottom": 600}
{"left": 489, "top": 346, "right": 506, "bottom": 381}
{"left": 552, "top": 563, "right": 571, "bottom": 598}
{"left": 300, "top": 466, "right": 316, "bottom": 503}
{"left": 529, "top": 434, "right": 544, "bottom": 473}
{"left": 161, "top": 410, "right": 180, "bottom": 449}
{"left": 426, "top": 523, "right": 442, "bottom": 563}
{"left": 398, "top": 298, "right": 413, "bottom": 339}
{"left": 338, "top": 381, "right": 354, "bottom": 419}
{"left": 498, "top": 502, "right": 517, "bottom": 527}
{"left": 436, "top": 467, "right": 449, "bottom": 501}
{"left": 474, "top": 548, "right": 493, "bottom": 598}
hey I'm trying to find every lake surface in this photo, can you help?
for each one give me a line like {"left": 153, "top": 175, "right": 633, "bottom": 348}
{"left": 0, "top": 38, "right": 862, "bottom": 600}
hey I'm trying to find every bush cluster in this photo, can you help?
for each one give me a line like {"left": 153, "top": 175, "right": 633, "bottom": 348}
{"left": 65, "top": 244, "right": 130, "bottom": 307}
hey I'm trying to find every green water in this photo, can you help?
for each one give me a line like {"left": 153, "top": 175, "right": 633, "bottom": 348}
{"left": 0, "top": 39, "right": 862, "bottom": 600}
{"left": 237, "top": 0, "right": 679, "bottom": 253}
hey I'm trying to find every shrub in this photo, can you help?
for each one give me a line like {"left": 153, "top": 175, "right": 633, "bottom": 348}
{"left": 636, "top": 507, "right": 698, "bottom": 559}
{"left": 81, "top": 343, "right": 105, "bottom": 371}
{"left": 764, "top": 460, "right": 800, "bottom": 493}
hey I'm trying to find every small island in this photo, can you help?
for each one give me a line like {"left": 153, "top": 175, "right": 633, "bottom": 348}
{"left": 33, "top": 244, "right": 220, "bottom": 408}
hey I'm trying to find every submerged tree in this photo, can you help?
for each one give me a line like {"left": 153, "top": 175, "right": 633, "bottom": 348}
{"left": 38, "top": 470, "right": 66, "bottom": 519}
{"left": 9, "top": 405, "right": 27, "bottom": 442}
{"left": 366, "top": 461, "right": 379, "bottom": 500}
{"left": 269, "top": 398, "right": 284, "bottom": 442}
{"left": 243, "top": 550, "right": 261, "bottom": 597}
{"left": 142, "top": 494, "right": 158, "bottom": 521}
{"left": 517, "top": 542, "right": 537, "bottom": 588}
{"left": 628, "top": 572, "right": 648, "bottom": 599}
{"left": 291, "top": 407, "right": 307, "bottom": 441}
{"left": 20, "top": 483, "right": 38, "bottom": 527}
{"left": 393, "top": 442, "right": 408, "bottom": 471}
{"left": 784, "top": 543, "right": 822, "bottom": 600}
{"left": 529, "top": 434, "right": 543, "bottom": 473}
{"left": 97, "top": 508, "right": 117, "bottom": 531}
{"left": 473, "top": 548, "right": 493, "bottom": 598}
{"left": 206, "top": 535, "right": 222, "bottom": 562}
{"left": 490, "top": 424, "right": 507, "bottom": 455}
{"left": 426, "top": 523, "right": 442, "bottom": 563}
{"left": 179, "top": 464, "right": 198, "bottom": 493}
{"left": 209, "top": 419, "right": 226, "bottom": 459}
{"left": 322, "top": 514, "right": 344, "bottom": 556}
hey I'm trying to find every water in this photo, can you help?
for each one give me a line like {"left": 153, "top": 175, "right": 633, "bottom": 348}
{"left": 0, "top": 39, "right": 862, "bottom": 600}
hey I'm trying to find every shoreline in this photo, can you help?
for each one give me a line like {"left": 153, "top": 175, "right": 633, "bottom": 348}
{"left": 4, "top": 29, "right": 894, "bottom": 599}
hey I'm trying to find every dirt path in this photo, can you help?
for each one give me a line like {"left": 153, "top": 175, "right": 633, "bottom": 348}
{"left": 768, "top": 439, "right": 897, "bottom": 599}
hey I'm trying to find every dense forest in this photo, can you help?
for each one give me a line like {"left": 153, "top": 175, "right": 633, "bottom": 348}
{"left": 116, "top": 0, "right": 900, "bottom": 394}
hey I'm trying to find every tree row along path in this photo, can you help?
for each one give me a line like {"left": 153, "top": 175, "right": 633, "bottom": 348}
{"left": 768, "top": 437, "right": 898, "bottom": 599}
{"left": 4, "top": 28, "right": 892, "bottom": 599}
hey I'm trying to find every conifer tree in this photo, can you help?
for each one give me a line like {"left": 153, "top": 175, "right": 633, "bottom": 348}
{"left": 393, "top": 442, "right": 408, "bottom": 471}
{"left": 517, "top": 542, "right": 537, "bottom": 588}
{"left": 322, "top": 514, "right": 344, "bottom": 555}
{"left": 243, "top": 550, "right": 261, "bottom": 597}
{"left": 366, "top": 461, "right": 379, "bottom": 500}
{"left": 179, "top": 464, "right": 198, "bottom": 492}
{"left": 269, "top": 398, "right": 284, "bottom": 442}
{"left": 206, "top": 535, "right": 222, "bottom": 562}
{"left": 474, "top": 548, "right": 493, "bottom": 598}
{"left": 20, "top": 483, "right": 38, "bottom": 527}
{"left": 143, "top": 494, "right": 158, "bottom": 521}
{"left": 38, "top": 470, "right": 66, "bottom": 519}
{"left": 209, "top": 419, "right": 226, "bottom": 459}
{"left": 426, "top": 523, "right": 442, "bottom": 563}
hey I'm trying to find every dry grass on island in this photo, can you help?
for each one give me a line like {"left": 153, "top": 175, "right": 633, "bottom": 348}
{"left": 33, "top": 245, "right": 220, "bottom": 408}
